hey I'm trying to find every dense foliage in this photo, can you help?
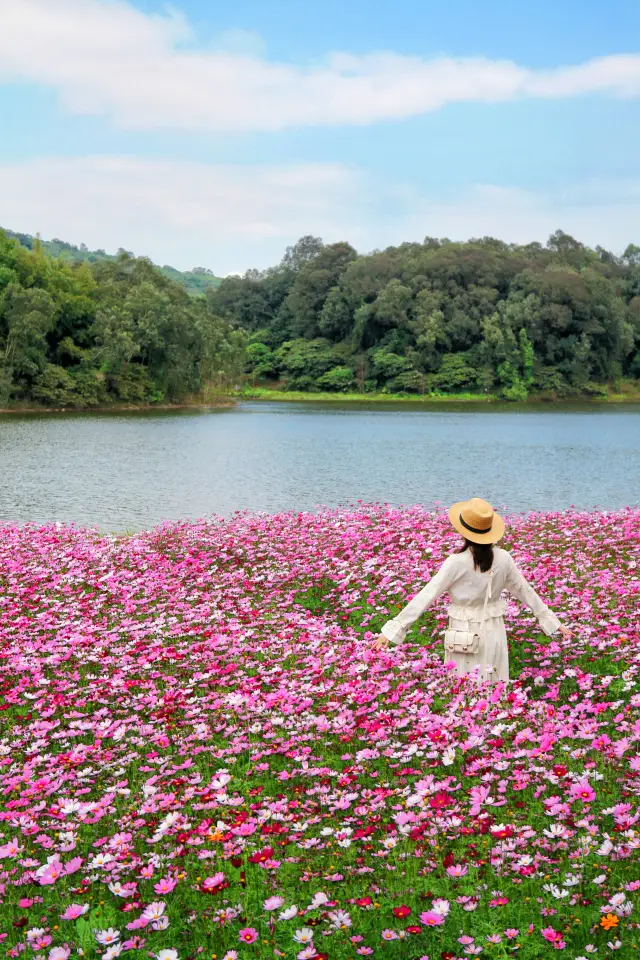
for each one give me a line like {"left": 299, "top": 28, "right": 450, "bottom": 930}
{"left": 3, "top": 228, "right": 222, "bottom": 297}
{"left": 0, "top": 230, "right": 244, "bottom": 408}
{"left": 0, "top": 506, "right": 639, "bottom": 959}
{"left": 210, "top": 232, "right": 640, "bottom": 399}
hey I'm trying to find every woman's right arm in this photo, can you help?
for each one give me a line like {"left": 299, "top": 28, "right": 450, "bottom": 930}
{"left": 373, "top": 555, "right": 458, "bottom": 649}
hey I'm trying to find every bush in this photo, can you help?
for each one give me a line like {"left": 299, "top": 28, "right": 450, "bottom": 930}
{"left": 317, "top": 365, "right": 355, "bottom": 392}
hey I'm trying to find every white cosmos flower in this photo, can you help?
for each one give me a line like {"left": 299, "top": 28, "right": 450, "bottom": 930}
{"left": 309, "top": 892, "right": 329, "bottom": 909}
{"left": 432, "top": 898, "right": 451, "bottom": 916}
{"left": 211, "top": 773, "right": 231, "bottom": 790}
{"left": 279, "top": 906, "right": 298, "bottom": 920}
{"left": 94, "top": 929, "right": 120, "bottom": 946}
{"left": 293, "top": 928, "right": 314, "bottom": 944}
{"left": 543, "top": 883, "right": 569, "bottom": 899}
{"left": 89, "top": 853, "right": 114, "bottom": 869}
{"left": 563, "top": 873, "right": 582, "bottom": 887}
{"left": 328, "top": 909, "right": 352, "bottom": 929}
{"left": 103, "top": 946, "right": 123, "bottom": 960}
{"left": 442, "top": 747, "right": 456, "bottom": 766}
{"left": 108, "top": 882, "right": 128, "bottom": 897}
{"left": 141, "top": 902, "right": 166, "bottom": 921}
{"left": 608, "top": 893, "right": 627, "bottom": 907}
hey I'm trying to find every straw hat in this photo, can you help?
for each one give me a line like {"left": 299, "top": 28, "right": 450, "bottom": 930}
{"left": 448, "top": 497, "right": 505, "bottom": 544}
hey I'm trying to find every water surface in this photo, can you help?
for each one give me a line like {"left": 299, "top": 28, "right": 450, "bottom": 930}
{"left": 0, "top": 401, "right": 637, "bottom": 530}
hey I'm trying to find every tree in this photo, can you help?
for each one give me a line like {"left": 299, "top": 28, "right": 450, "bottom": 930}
{"left": 1, "top": 285, "right": 56, "bottom": 393}
{"left": 280, "top": 236, "right": 324, "bottom": 272}
{"left": 284, "top": 242, "right": 357, "bottom": 339}
{"left": 317, "top": 366, "right": 355, "bottom": 392}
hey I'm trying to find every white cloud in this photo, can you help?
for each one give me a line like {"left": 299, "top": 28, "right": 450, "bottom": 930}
{"left": 0, "top": 156, "right": 638, "bottom": 274}
{"left": 0, "top": 156, "right": 367, "bottom": 273}
{"left": 0, "top": 0, "right": 639, "bottom": 131}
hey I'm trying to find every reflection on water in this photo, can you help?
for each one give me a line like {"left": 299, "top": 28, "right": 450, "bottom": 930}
{"left": 0, "top": 401, "right": 638, "bottom": 530}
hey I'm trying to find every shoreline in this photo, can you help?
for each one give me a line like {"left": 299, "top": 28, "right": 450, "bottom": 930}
{"left": 237, "top": 386, "right": 640, "bottom": 405}
{"left": 0, "top": 399, "right": 236, "bottom": 416}
{"left": 0, "top": 386, "right": 639, "bottom": 415}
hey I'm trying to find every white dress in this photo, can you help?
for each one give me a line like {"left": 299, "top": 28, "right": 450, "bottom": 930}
{"left": 380, "top": 546, "right": 561, "bottom": 683}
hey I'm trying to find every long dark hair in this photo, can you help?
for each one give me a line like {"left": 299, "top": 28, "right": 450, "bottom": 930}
{"left": 457, "top": 538, "right": 494, "bottom": 572}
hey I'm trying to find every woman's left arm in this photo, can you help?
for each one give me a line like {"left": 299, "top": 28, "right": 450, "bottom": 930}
{"left": 504, "top": 554, "right": 572, "bottom": 638}
{"left": 373, "top": 555, "right": 458, "bottom": 650}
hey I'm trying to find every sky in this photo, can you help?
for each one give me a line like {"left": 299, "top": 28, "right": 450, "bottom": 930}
{"left": 1, "top": 0, "right": 639, "bottom": 274}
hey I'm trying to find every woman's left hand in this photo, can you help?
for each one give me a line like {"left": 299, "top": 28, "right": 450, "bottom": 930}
{"left": 372, "top": 633, "right": 390, "bottom": 651}
{"left": 559, "top": 624, "right": 574, "bottom": 640}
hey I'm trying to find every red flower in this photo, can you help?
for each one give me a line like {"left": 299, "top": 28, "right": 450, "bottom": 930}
{"left": 428, "top": 790, "right": 452, "bottom": 810}
{"left": 356, "top": 896, "right": 373, "bottom": 907}
{"left": 248, "top": 847, "right": 273, "bottom": 864}
{"left": 393, "top": 905, "right": 412, "bottom": 918}
{"left": 406, "top": 926, "right": 422, "bottom": 935}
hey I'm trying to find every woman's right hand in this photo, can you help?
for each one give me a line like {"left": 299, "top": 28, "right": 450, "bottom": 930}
{"left": 559, "top": 624, "right": 574, "bottom": 640}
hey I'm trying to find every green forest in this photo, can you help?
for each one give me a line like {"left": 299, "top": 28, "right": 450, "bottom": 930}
{"left": 1, "top": 226, "right": 639, "bottom": 409}
{"left": 0, "top": 230, "right": 244, "bottom": 408}
{"left": 210, "top": 231, "right": 640, "bottom": 401}
{"left": 3, "top": 227, "right": 222, "bottom": 296}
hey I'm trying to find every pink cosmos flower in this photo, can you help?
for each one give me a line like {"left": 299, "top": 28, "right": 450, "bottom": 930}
{"left": 39, "top": 863, "right": 64, "bottom": 885}
{"left": 238, "top": 928, "right": 258, "bottom": 944}
{"left": 541, "top": 926, "right": 566, "bottom": 948}
{"left": 153, "top": 877, "right": 177, "bottom": 895}
{"left": 569, "top": 781, "right": 596, "bottom": 803}
{"left": 419, "top": 911, "right": 445, "bottom": 926}
{"left": 60, "top": 904, "right": 89, "bottom": 920}
{"left": 201, "top": 872, "right": 226, "bottom": 891}
{"left": 264, "top": 896, "right": 285, "bottom": 910}
{"left": 0, "top": 839, "right": 21, "bottom": 858}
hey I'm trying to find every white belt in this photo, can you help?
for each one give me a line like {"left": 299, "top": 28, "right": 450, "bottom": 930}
{"left": 448, "top": 599, "right": 507, "bottom": 621}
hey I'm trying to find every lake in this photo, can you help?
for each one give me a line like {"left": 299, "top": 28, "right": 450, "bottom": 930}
{"left": 0, "top": 401, "right": 638, "bottom": 531}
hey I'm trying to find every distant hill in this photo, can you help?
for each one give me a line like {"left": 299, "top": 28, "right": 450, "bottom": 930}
{"left": 2, "top": 227, "right": 222, "bottom": 296}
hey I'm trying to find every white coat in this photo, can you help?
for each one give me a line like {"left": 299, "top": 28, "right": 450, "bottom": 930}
{"left": 380, "top": 546, "right": 561, "bottom": 683}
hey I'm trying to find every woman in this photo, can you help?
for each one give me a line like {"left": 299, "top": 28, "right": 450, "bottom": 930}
{"left": 372, "top": 497, "right": 572, "bottom": 683}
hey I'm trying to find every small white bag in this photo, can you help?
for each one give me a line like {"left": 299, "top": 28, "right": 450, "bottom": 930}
{"left": 443, "top": 567, "right": 493, "bottom": 655}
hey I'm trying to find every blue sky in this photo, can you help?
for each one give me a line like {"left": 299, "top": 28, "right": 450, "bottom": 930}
{"left": 0, "top": 0, "right": 639, "bottom": 273}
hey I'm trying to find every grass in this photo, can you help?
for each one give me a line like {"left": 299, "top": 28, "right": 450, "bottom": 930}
{"left": 237, "top": 380, "right": 640, "bottom": 405}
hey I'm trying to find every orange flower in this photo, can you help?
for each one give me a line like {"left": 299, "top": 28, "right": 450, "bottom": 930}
{"left": 600, "top": 913, "right": 619, "bottom": 931}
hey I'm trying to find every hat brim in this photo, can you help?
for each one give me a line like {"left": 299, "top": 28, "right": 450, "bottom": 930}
{"left": 448, "top": 501, "right": 505, "bottom": 544}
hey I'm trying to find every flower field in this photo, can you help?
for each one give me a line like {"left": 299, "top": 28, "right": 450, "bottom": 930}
{"left": 1, "top": 506, "right": 639, "bottom": 960}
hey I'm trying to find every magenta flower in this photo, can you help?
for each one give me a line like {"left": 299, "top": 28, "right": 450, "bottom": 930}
{"left": 60, "top": 904, "right": 89, "bottom": 920}
{"left": 569, "top": 780, "right": 596, "bottom": 803}
{"left": 238, "top": 928, "right": 258, "bottom": 944}
{"left": 153, "top": 877, "right": 178, "bottom": 895}
{"left": 419, "top": 911, "right": 446, "bottom": 926}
